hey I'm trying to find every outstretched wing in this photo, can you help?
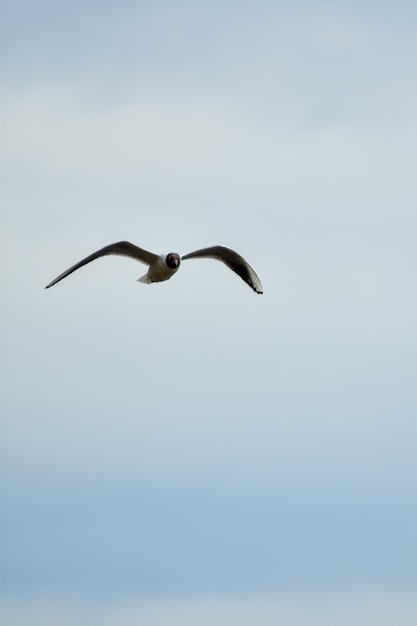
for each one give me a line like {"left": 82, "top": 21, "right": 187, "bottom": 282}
{"left": 182, "top": 245, "right": 263, "bottom": 294}
{"left": 45, "top": 241, "right": 159, "bottom": 289}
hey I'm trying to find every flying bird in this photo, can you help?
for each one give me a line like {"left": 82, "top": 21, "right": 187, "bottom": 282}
{"left": 45, "top": 241, "right": 263, "bottom": 294}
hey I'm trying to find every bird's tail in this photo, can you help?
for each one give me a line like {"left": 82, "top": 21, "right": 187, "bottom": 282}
{"left": 137, "top": 273, "right": 151, "bottom": 284}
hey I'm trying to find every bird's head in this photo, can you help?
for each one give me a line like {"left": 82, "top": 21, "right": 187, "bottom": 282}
{"left": 165, "top": 253, "right": 181, "bottom": 269}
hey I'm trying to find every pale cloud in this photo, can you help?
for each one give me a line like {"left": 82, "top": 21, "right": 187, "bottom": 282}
{"left": 2, "top": 79, "right": 416, "bottom": 239}
{"left": 1, "top": 591, "right": 417, "bottom": 626}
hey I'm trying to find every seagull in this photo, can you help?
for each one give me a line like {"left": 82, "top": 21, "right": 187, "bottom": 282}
{"left": 45, "top": 241, "right": 263, "bottom": 294}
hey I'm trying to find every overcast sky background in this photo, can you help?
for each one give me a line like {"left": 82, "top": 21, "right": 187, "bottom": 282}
{"left": 1, "top": 1, "right": 417, "bottom": 624}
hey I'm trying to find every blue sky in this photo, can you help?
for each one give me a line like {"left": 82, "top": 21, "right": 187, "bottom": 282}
{"left": 2, "top": 1, "right": 417, "bottom": 624}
